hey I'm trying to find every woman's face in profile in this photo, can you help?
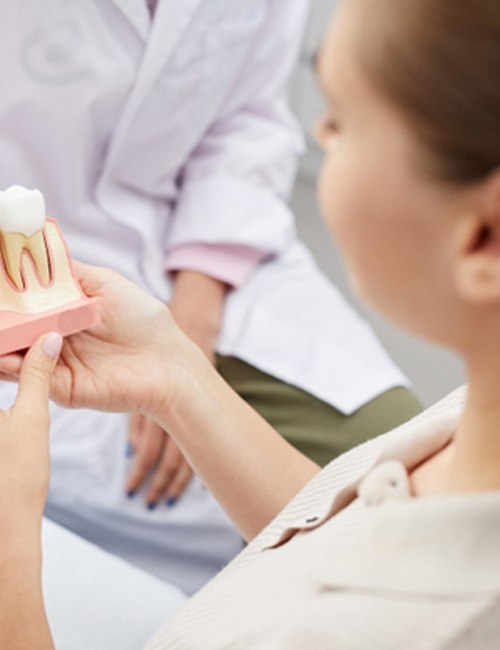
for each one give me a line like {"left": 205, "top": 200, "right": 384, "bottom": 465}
{"left": 313, "top": 0, "right": 465, "bottom": 343}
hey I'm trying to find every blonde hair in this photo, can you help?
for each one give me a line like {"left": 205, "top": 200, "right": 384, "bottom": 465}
{"left": 356, "top": 0, "right": 500, "bottom": 184}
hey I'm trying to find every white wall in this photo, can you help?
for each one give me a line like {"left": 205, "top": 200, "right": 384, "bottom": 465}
{"left": 288, "top": 1, "right": 466, "bottom": 406}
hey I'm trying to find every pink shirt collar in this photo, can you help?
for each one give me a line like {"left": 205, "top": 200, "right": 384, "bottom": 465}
{"left": 146, "top": 0, "right": 158, "bottom": 16}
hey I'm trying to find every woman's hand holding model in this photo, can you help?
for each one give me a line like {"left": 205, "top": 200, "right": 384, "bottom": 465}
{"left": 0, "top": 262, "right": 319, "bottom": 542}
{"left": 126, "top": 270, "right": 228, "bottom": 509}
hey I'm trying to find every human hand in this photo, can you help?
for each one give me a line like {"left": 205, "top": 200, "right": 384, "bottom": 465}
{"left": 126, "top": 414, "right": 193, "bottom": 509}
{"left": 0, "top": 263, "right": 195, "bottom": 419}
{"left": 0, "top": 332, "right": 62, "bottom": 552}
{"left": 125, "top": 270, "right": 226, "bottom": 508}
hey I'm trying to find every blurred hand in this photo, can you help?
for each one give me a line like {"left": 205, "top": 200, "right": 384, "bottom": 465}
{"left": 126, "top": 270, "right": 227, "bottom": 508}
{"left": 126, "top": 414, "right": 193, "bottom": 508}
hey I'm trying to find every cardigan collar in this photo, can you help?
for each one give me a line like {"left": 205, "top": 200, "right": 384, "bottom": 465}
{"left": 314, "top": 489, "right": 500, "bottom": 596}
{"left": 265, "top": 386, "right": 500, "bottom": 595}
{"left": 266, "top": 387, "right": 466, "bottom": 549}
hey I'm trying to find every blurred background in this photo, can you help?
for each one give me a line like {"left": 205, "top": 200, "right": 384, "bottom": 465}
{"left": 288, "top": 0, "right": 465, "bottom": 406}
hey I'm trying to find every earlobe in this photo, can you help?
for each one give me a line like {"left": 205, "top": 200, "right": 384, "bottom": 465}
{"left": 455, "top": 184, "right": 500, "bottom": 304}
{"left": 456, "top": 255, "right": 500, "bottom": 303}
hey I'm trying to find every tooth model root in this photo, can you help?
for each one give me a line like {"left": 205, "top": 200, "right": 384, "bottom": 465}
{"left": 0, "top": 232, "right": 24, "bottom": 290}
{"left": 0, "top": 230, "right": 51, "bottom": 291}
{"left": 26, "top": 230, "right": 51, "bottom": 285}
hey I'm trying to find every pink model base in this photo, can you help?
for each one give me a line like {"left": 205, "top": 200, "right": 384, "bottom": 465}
{"left": 0, "top": 297, "right": 100, "bottom": 357}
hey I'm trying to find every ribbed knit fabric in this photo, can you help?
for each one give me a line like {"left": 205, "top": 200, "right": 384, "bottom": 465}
{"left": 146, "top": 387, "right": 500, "bottom": 649}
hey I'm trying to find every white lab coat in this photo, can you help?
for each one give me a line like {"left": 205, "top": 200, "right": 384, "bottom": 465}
{"left": 0, "top": 0, "right": 408, "bottom": 594}
{"left": 42, "top": 518, "right": 187, "bottom": 649}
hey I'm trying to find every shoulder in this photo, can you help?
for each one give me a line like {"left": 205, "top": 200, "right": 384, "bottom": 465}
{"left": 249, "top": 385, "right": 466, "bottom": 553}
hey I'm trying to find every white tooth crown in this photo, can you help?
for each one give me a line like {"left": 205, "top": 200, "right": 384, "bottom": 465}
{"left": 0, "top": 185, "right": 46, "bottom": 237}
{"left": 0, "top": 185, "right": 50, "bottom": 290}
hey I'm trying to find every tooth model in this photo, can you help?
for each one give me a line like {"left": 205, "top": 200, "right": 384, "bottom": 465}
{"left": 0, "top": 185, "right": 99, "bottom": 356}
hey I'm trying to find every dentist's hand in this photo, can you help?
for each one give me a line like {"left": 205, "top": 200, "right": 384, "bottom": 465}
{"left": 126, "top": 414, "right": 193, "bottom": 508}
{"left": 126, "top": 270, "right": 227, "bottom": 509}
{"left": 0, "top": 263, "right": 193, "bottom": 419}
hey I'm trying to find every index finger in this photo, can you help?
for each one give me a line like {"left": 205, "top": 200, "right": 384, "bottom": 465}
{"left": 0, "top": 351, "right": 25, "bottom": 378}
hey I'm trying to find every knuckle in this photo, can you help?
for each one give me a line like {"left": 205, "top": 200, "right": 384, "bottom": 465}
{"left": 133, "top": 458, "right": 152, "bottom": 476}
{"left": 139, "top": 448, "right": 160, "bottom": 467}
{"left": 148, "top": 487, "right": 161, "bottom": 502}
{"left": 151, "top": 476, "right": 167, "bottom": 494}
{"left": 144, "top": 432, "right": 164, "bottom": 453}
{"left": 169, "top": 483, "right": 183, "bottom": 498}
{"left": 145, "top": 419, "right": 162, "bottom": 434}
{"left": 127, "top": 470, "right": 141, "bottom": 486}
{"left": 28, "top": 362, "right": 50, "bottom": 382}
{"left": 161, "top": 459, "right": 178, "bottom": 474}
{"left": 129, "top": 415, "right": 141, "bottom": 433}
{"left": 171, "top": 474, "right": 191, "bottom": 495}
{"left": 155, "top": 472, "right": 173, "bottom": 491}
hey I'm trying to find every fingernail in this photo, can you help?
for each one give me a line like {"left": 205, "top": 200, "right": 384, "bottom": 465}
{"left": 127, "top": 490, "right": 136, "bottom": 499}
{"left": 166, "top": 497, "right": 177, "bottom": 508}
{"left": 125, "top": 442, "right": 134, "bottom": 458}
{"left": 43, "top": 332, "right": 63, "bottom": 359}
{"left": 147, "top": 502, "right": 157, "bottom": 511}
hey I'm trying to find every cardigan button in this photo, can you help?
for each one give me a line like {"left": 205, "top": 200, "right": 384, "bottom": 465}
{"left": 358, "top": 460, "right": 411, "bottom": 506}
{"left": 305, "top": 516, "right": 319, "bottom": 524}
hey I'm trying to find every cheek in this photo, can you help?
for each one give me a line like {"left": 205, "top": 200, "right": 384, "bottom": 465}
{"left": 317, "top": 153, "right": 351, "bottom": 238}
{"left": 317, "top": 153, "right": 373, "bottom": 260}
{"left": 317, "top": 152, "right": 398, "bottom": 305}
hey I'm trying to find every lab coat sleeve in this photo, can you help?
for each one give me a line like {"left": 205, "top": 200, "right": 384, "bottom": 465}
{"left": 166, "top": 1, "right": 310, "bottom": 285}
{"left": 166, "top": 243, "right": 268, "bottom": 288}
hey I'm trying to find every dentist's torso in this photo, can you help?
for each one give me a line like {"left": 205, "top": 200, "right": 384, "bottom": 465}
{"left": 1, "top": 0, "right": 274, "bottom": 293}
{"left": 0, "top": 0, "right": 407, "bottom": 412}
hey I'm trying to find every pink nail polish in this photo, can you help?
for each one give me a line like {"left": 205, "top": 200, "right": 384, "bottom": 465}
{"left": 43, "top": 332, "right": 63, "bottom": 359}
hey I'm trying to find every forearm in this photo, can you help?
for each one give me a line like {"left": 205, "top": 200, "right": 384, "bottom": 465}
{"left": 169, "top": 270, "right": 228, "bottom": 350}
{"left": 164, "top": 270, "right": 320, "bottom": 538}
{"left": 150, "top": 344, "right": 320, "bottom": 541}
{"left": 0, "top": 543, "right": 53, "bottom": 649}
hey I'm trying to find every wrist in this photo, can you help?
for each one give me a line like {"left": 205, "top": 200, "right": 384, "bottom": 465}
{"left": 0, "top": 535, "right": 42, "bottom": 585}
{"left": 0, "top": 517, "right": 42, "bottom": 560}
{"left": 170, "top": 271, "right": 227, "bottom": 326}
{"left": 0, "top": 541, "right": 53, "bottom": 650}
{"left": 145, "top": 332, "right": 212, "bottom": 426}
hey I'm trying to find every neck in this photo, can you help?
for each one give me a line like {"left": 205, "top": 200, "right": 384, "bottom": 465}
{"left": 446, "top": 357, "right": 500, "bottom": 492}
{"left": 411, "top": 353, "right": 500, "bottom": 497}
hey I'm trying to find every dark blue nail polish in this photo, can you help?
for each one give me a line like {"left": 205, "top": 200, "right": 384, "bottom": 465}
{"left": 166, "top": 497, "right": 177, "bottom": 508}
{"left": 125, "top": 442, "right": 134, "bottom": 458}
{"left": 148, "top": 502, "right": 158, "bottom": 511}
{"left": 127, "top": 490, "right": 136, "bottom": 499}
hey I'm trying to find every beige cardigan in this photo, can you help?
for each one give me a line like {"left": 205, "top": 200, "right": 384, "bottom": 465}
{"left": 147, "top": 387, "right": 500, "bottom": 649}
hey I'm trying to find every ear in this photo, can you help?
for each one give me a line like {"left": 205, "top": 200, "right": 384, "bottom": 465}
{"left": 454, "top": 172, "right": 500, "bottom": 304}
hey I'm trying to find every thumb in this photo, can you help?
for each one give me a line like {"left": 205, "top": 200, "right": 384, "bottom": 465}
{"left": 16, "top": 332, "right": 63, "bottom": 413}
